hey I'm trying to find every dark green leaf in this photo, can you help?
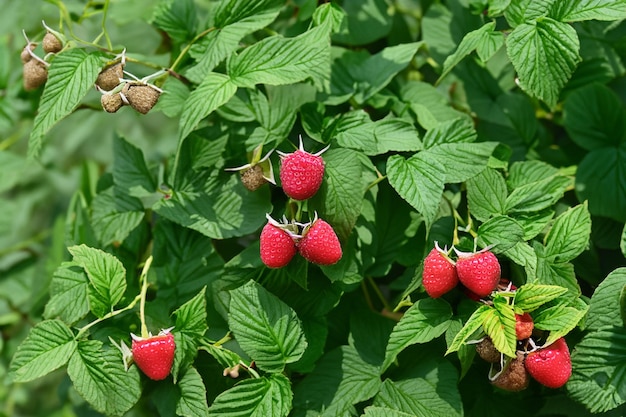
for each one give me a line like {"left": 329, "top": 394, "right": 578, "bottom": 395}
{"left": 151, "top": 0, "right": 197, "bottom": 43}
{"left": 422, "top": 118, "right": 477, "bottom": 149}
{"left": 176, "top": 367, "right": 210, "bottom": 417}
{"left": 504, "top": 175, "right": 571, "bottom": 213}
{"left": 544, "top": 203, "right": 591, "bottom": 262}
{"left": 91, "top": 187, "right": 145, "bottom": 247}
{"left": 43, "top": 263, "right": 89, "bottom": 325}
{"left": 113, "top": 135, "right": 156, "bottom": 197}
{"left": 426, "top": 142, "right": 498, "bottom": 183}
{"left": 467, "top": 168, "right": 507, "bottom": 222}
{"left": 476, "top": 215, "right": 524, "bottom": 253}
{"left": 208, "top": 374, "right": 291, "bottom": 417}
{"left": 586, "top": 268, "right": 626, "bottom": 330}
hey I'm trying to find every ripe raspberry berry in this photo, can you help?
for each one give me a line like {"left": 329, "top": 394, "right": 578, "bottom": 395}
{"left": 515, "top": 312, "right": 534, "bottom": 340}
{"left": 260, "top": 215, "right": 298, "bottom": 268}
{"left": 23, "top": 59, "right": 48, "bottom": 91}
{"left": 476, "top": 337, "right": 501, "bottom": 363}
{"left": 491, "top": 352, "right": 530, "bottom": 392}
{"left": 525, "top": 337, "right": 572, "bottom": 388}
{"left": 121, "top": 82, "right": 161, "bottom": 114}
{"left": 96, "top": 63, "right": 124, "bottom": 91}
{"left": 455, "top": 248, "right": 501, "bottom": 298}
{"left": 131, "top": 330, "right": 175, "bottom": 381}
{"left": 101, "top": 93, "right": 124, "bottom": 113}
{"left": 298, "top": 217, "right": 342, "bottom": 265}
{"left": 422, "top": 243, "right": 457, "bottom": 298}
{"left": 42, "top": 32, "right": 62, "bottom": 54}
{"left": 279, "top": 138, "right": 328, "bottom": 200}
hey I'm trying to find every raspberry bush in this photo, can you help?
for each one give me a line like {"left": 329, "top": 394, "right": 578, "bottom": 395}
{"left": 2, "top": 0, "right": 626, "bottom": 416}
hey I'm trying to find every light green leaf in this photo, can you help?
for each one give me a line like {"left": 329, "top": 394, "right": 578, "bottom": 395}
{"left": 550, "top": 0, "right": 626, "bottom": 22}
{"left": 587, "top": 268, "right": 626, "bottom": 330}
{"left": 208, "top": 374, "right": 292, "bottom": 417}
{"left": 113, "top": 135, "right": 156, "bottom": 197}
{"left": 67, "top": 340, "right": 141, "bottom": 417}
{"left": 484, "top": 299, "right": 517, "bottom": 357}
{"left": 544, "top": 203, "right": 591, "bottom": 262}
{"left": 506, "top": 18, "right": 581, "bottom": 108}
{"left": 228, "top": 25, "right": 329, "bottom": 89}
{"left": 176, "top": 367, "right": 210, "bottom": 417}
{"left": 292, "top": 345, "right": 381, "bottom": 417}
{"left": 373, "top": 118, "right": 423, "bottom": 154}
{"left": 382, "top": 298, "right": 452, "bottom": 371}
{"left": 504, "top": 0, "right": 555, "bottom": 27}
{"left": 178, "top": 72, "right": 237, "bottom": 140}
{"left": 514, "top": 283, "right": 568, "bottom": 312}
{"left": 402, "top": 82, "right": 469, "bottom": 130}
{"left": 228, "top": 280, "right": 307, "bottom": 373}
{"left": 446, "top": 305, "right": 491, "bottom": 355}
{"left": 504, "top": 175, "right": 572, "bottom": 213}
{"left": 91, "top": 187, "right": 145, "bottom": 246}
{"left": 422, "top": 117, "right": 477, "bottom": 149}
{"left": 387, "top": 153, "right": 445, "bottom": 226}
{"left": 28, "top": 49, "right": 102, "bottom": 158}
{"left": 439, "top": 22, "right": 500, "bottom": 82}
{"left": 532, "top": 255, "right": 581, "bottom": 297}
{"left": 488, "top": 0, "right": 511, "bottom": 17}
{"left": 43, "top": 263, "right": 89, "bottom": 325}
{"left": 467, "top": 167, "right": 507, "bottom": 222}
{"left": 363, "top": 406, "right": 415, "bottom": 417}
{"left": 567, "top": 326, "right": 626, "bottom": 413}
{"left": 9, "top": 320, "right": 77, "bottom": 383}
{"left": 512, "top": 209, "right": 555, "bottom": 240}
{"left": 309, "top": 148, "right": 363, "bottom": 240}
{"left": 477, "top": 215, "right": 524, "bottom": 253}
{"left": 332, "top": 0, "right": 391, "bottom": 45}
{"left": 68, "top": 245, "right": 127, "bottom": 318}
{"left": 151, "top": 0, "right": 197, "bottom": 43}
{"left": 533, "top": 303, "right": 588, "bottom": 345}
{"left": 425, "top": 142, "right": 498, "bottom": 183}
{"left": 152, "top": 76, "right": 190, "bottom": 117}
{"left": 506, "top": 160, "right": 559, "bottom": 189}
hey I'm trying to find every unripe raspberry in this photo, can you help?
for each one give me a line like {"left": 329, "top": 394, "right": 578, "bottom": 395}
{"left": 101, "top": 93, "right": 124, "bottom": 113}
{"left": 492, "top": 352, "right": 530, "bottom": 392}
{"left": 96, "top": 63, "right": 124, "bottom": 91}
{"left": 42, "top": 32, "right": 62, "bottom": 53}
{"left": 476, "top": 337, "right": 500, "bottom": 363}
{"left": 122, "top": 82, "right": 161, "bottom": 114}
{"left": 240, "top": 165, "right": 267, "bottom": 191}
{"left": 21, "top": 44, "right": 36, "bottom": 63}
{"left": 23, "top": 59, "right": 48, "bottom": 91}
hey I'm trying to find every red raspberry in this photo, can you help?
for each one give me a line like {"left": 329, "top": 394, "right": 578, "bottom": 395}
{"left": 131, "top": 330, "right": 175, "bottom": 381}
{"left": 422, "top": 243, "right": 458, "bottom": 298}
{"left": 525, "top": 337, "right": 572, "bottom": 388}
{"left": 298, "top": 218, "right": 342, "bottom": 266}
{"left": 455, "top": 249, "right": 501, "bottom": 298}
{"left": 279, "top": 140, "right": 327, "bottom": 200}
{"left": 260, "top": 218, "right": 297, "bottom": 268}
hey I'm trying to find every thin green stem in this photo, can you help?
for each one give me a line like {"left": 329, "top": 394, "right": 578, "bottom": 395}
{"left": 170, "top": 26, "right": 218, "bottom": 72}
{"left": 101, "top": 0, "right": 113, "bottom": 50}
{"left": 138, "top": 255, "right": 154, "bottom": 338}
{"left": 367, "top": 276, "right": 392, "bottom": 312}
{"left": 76, "top": 293, "right": 142, "bottom": 339}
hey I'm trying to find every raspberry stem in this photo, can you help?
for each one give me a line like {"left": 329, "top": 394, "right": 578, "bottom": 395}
{"left": 138, "top": 255, "right": 154, "bottom": 339}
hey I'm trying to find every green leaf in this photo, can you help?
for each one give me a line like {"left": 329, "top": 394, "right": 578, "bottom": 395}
{"left": 422, "top": 117, "right": 477, "bottom": 149}
{"left": 43, "top": 263, "right": 90, "bottom": 325}
{"left": 309, "top": 148, "right": 363, "bottom": 240}
{"left": 550, "top": 0, "right": 626, "bottom": 22}
{"left": 151, "top": 0, "right": 197, "bottom": 43}
{"left": 563, "top": 83, "right": 626, "bottom": 151}
{"left": 172, "top": 288, "right": 208, "bottom": 381}
{"left": 514, "top": 283, "right": 568, "bottom": 312}
{"left": 9, "top": 320, "right": 77, "bottom": 383}
{"left": 544, "top": 203, "right": 591, "bottom": 262}
{"left": 152, "top": 77, "right": 190, "bottom": 117}
{"left": 208, "top": 374, "right": 292, "bottom": 417}
{"left": 446, "top": 305, "right": 491, "bottom": 355}
{"left": 68, "top": 245, "right": 127, "bottom": 318}
{"left": 228, "top": 280, "right": 307, "bottom": 373}
{"left": 504, "top": 175, "right": 571, "bottom": 213}
{"left": 467, "top": 167, "right": 508, "bottom": 222}
{"left": 506, "top": 18, "right": 581, "bottom": 108}
{"left": 91, "top": 187, "right": 145, "bottom": 246}
{"left": 113, "top": 135, "right": 156, "bottom": 197}
{"left": 382, "top": 298, "right": 452, "bottom": 371}
{"left": 586, "top": 268, "right": 626, "bottom": 330}
{"left": 512, "top": 209, "right": 555, "bottom": 240}
{"left": 567, "top": 326, "right": 626, "bottom": 413}
{"left": 178, "top": 72, "right": 237, "bottom": 140}
{"left": 504, "top": 0, "right": 556, "bottom": 27}
{"left": 332, "top": 0, "right": 391, "bottom": 45}
{"left": 176, "top": 367, "right": 210, "bottom": 417}
{"left": 401, "top": 82, "right": 469, "bottom": 130}
{"left": 576, "top": 145, "right": 626, "bottom": 223}
{"left": 373, "top": 359, "right": 462, "bottom": 417}
{"left": 363, "top": 406, "right": 415, "bottom": 417}
{"left": 425, "top": 142, "right": 498, "bottom": 184}
{"left": 477, "top": 215, "right": 524, "bottom": 253}
{"left": 488, "top": 0, "right": 511, "bottom": 17}
{"left": 387, "top": 153, "right": 445, "bottom": 226}
{"left": 227, "top": 25, "right": 329, "bottom": 89}
{"left": 483, "top": 298, "right": 517, "bottom": 357}
{"left": 533, "top": 302, "right": 588, "bottom": 345}
{"left": 292, "top": 345, "right": 381, "bottom": 417}
{"left": 28, "top": 49, "right": 102, "bottom": 158}
{"left": 506, "top": 160, "right": 559, "bottom": 189}
{"left": 439, "top": 22, "right": 502, "bottom": 82}
{"left": 67, "top": 340, "right": 141, "bottom": 417}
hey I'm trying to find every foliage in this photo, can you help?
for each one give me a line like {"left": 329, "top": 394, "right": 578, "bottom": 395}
{"left": 2, "top": 0, "right": 626, "bottom": 416}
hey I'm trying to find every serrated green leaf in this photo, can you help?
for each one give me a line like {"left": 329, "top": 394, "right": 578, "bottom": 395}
{"left": 382, "top": 298, "right": 452, "bottom": 371}
{"left": 172, "top": 288, "right": 208, "bottom": 381}
{"left": 506, "top": 18, "right": 581, "bottom": 108}
{"left": 504, "top": 175, "right": 571, "bottom": 213}
{"left": 476, "top": 215, "right": 524, "bottom": 253}
{"left": 425, "top": 142, "right": 498, "bottom": 183}
{"left": 68, "top": 245, "right": 127, "bottom": 318}
{"left": 422, "top": 118, "right": 477, "bottom": 149}
{"left": 292, "top": 345, "right": 381, "bottom": 417}
{"left": 467, "top": 168, "right": 507, "bottom": 222}
{"left": 151, "top": 0, "right": 197, "bottom": 43}
{"left": 488, "top": 0, "right": 511, "bottom": 17}
{"left": 484, "top": 299, "right": 517, "bottom": 357}
{"left": 178, "top": 72, "right": 237, "bottom": 141}
{"left": 506, "top": 160, "right": 559, "bottom": 189}
{"left": 113, "top": 135, "right": 156, "bottom": 197}
{"left": 531, "top": 255, "right": 581, "bottom": 297}
{"left": 446, "top": 305, "right": 491, "bottom": 355}
{"left": 544, "top": 203, "right": 591, "bottom": 262}
{"left": 512, "top": 209, "right": 555, "bottom": 240}
{"left": 563, "top": 83, "right": 626, "bottom": 151}
{"left": 550, "top": 0, "right": 626, "bottom": 22}
{"left": 622, "top": 286, "right": 626, "bottom": 328}
{"left": 153, "top": 76, "right": 190, "bottom": 117}
{"left": 504, "top": 241, "right": 537, "bottom": 278}
{"left": 439, "top": 22, "right": 500, "bottom": 82}
{"left": 373, "top": 359, "right": 462, "bottom": 417}
{"left": 587, "top": 268, "right": 626, "bottom": 330}
{"left": 504, "top": 0, "right": 555, "bottom": 27}
{"left": 28, "top": 49, "right": 102, "bottom": 157}
{"left": 9, "top": 320, "right": 77, "bottom": 383}
{"left": 309, "top": 148, "right": 363, "bottom": 240}
{"left": 228, "top": 280, "right": 307, "bottom": 373}
{"left": 514, "top": 283, "right": 568, "bottom": 312}
{"left": 533, "top": 303, "right": 587, "bottom": 345}
{"left": 227, "top": 25, "right": 329, "bottom": 89}
{"left": 567, "top": 326, "right": 626, "bottom": 413}
{"left": 200, "top": 343, "right": 242, "bottom": 370}
{"left": 387, "top": 153, "right": 445, "bottom": 226}
{"left": 67, "top": 340, "right": 141, "bottom": 417}
{"left": 208, "top": 374, "right": 292, "bottom": 417}
{"left": 363, "top": 406, "right": 415, "bottom": 417}
{"left": 332, "top": 0, "right": 391, "bottom": 46}
{"left": 401, "top": 81, "right": 468, "bottom": 130}
{"left": 43, "top": 263, "right": 89, "bottom": 325}
{"left": 91, "top": 187, "right": 145, "bottom": 246}
{"left": 176, "top": 367, "right": 210, "bottom": 417}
